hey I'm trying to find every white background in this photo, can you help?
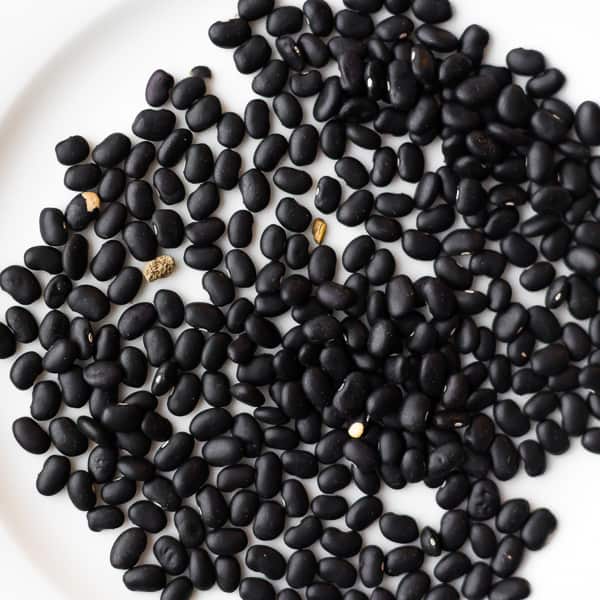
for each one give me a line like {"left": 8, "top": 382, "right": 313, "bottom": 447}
{"left": 0, "top": 1, "right": 599, "bottom": 599}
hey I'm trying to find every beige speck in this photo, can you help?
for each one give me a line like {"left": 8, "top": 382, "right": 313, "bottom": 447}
{"left": 81, "top": 191, "right": 101, "bottom": 212}
{"left": 348, "top": 422, "right": 365, "bottom": 439}
{"left": 144, "top": 255, "right": 175, "bottom": 282}
{"left": 312, "top": 218, "right": 327, "bottom": 244}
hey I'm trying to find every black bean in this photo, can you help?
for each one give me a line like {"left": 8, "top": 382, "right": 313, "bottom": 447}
{"left": 101, "top": 478, "right": 137, "bottom": 506}
{"left": 132, "top": 108, "right": 175, "bottom": 141}
{"left": 246, "top": 545, "right": 286, "bottom": 579}
{"left": 188, "top": 549, "right": 216, "bottom": 590}
{"left": 44, "top": 275, "right": 73, "bottom": 308}
{"left": 39, "top": 207, "right": 68, "bottom": 246}
{"left": 244, "top": 99, "right": 270, "bottom": 139}
{"left": 252, "top": 60, "right": 289, "bottom": 98}
{"left": 274, "top": 167, "right": 313, "bottom": 195}
{"left": 55, "top": 135, "right": 89, "bottom": 165}
{"left": 402, "top": 230, "right": 440, "bottom": 260}
{"left": 94, "top": 202, "right": 127, "bottom": 239}
{"left": 506, "top": 47, "right": 545, "bottom": 75}
{"left": 273, "top": 93, "right": 303, "bottom": 128}
{"left": 110, "top": 527, "right": 147, "bottom": 569}
{"left": 238, "top": 172, "right": 270, "bottom": 217}
{"left": 209, "top": 17, "right": 251, "bottom": 49}
{"left": 63, "top": 163, "right": 101, "bottom": 191}
{"left": 170, "top": 77, "right": 206, "bottom": 110}
{"left": 215, "top": 556, "right": 241, "bottom": 593}
{"left": 87, "top": 505, "right": 124, "bottom": 532}
{"left": 67, "top": 470, "right": 96, "bottom": 510}
{"left": 123, "top": 565, "right": 166, "bottom": 592}
{"left": 186, "top": 95, "right": 222, "bottom": 132}
{"left": 12, "top": 416, "right": 50, "bottom": 454}
{"left": 10, "top": 351, "right": 42, "bottom": 390}
{"left": 106, "top": 268, "right": 141, "bottom": 306}
{"left": 196, "top": 485, "right": 229, "bottom": 529}
{"left": 275, "top": 197, "right": 311, "bottom": 232}
{"left": 161, "top": 577, "right": 193, "bottom": 600}
{"left": 266, "top": 5, "right": 303, "bottom": 36}
{"left": 23, "top": 245, "right": 61, "bottom": 275}
{"left": 4, "top": 307, "right": 37, "bottom": 345}
{"left": 145, "top": 69, "right": 174, "bottom": 107}
{"left": 123, "top": 142, "right": 155, "bottom": 180}
{"left": 527, "top": 68, "right": 565, "bottom": 97}
{"left": 152, "top": 289, "right": 184, "bottom": 329}
{"left": 491, "top": 535, "right": 524, "bottom": 578}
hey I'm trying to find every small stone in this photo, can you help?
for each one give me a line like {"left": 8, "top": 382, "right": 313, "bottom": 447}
{"left": 312, "top": 218, "right": 327, "bottom": 244}
{"left": 144, "top": 255, "right": 175, "bottom": 282}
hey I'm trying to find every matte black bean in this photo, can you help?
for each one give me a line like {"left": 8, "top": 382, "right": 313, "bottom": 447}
{"left": 110, "top": 527, "right": 148, "bottom": 570}
{"left": 35, "top": 454, "right": 70, "bottom": 497}
{"left": 4, "top": 307, "right": 37, "bottom": 346}
{"left": 87, "top": 505, "right": 124, "bottom": 532}
{"left": 274, "top": 167, "right": 313, "bottom": 195}
{"left": 188, "top": 548, "right": 216, "bottom": 590}
{"left": 253, "top": 499, "right": 285, "bottom": 540}
{"left": 246, "top": 545, "right": 286, "bottom": 579}
{"left": 55, "top": 135, "right": 89, "bottom": 165}
{"left": 123, "top": 565, "right": 166, "bottom": 593}
{"left": 63, "top": 163, "right": 101, "bottom": 191}
{"left": 196, "top": 484, "right": 229, "bottom": 529}
{"left": 64, "top": 192, "right": 99, "bottom": 231}
{"left": 30, "top": 380, "right": 61, "bottom": 421}
{"left": 132, "top": 108, "right": 175, "bottom": 141}
{"left": 205, "top": 528, "right": 248, "bottom": 558}
{"left": 91, "top": 133, "right": 130, "bottom": 169}
{"left": 173, "top": 506, "right": 205, "bottom": 548}
{"left": 66, "top": 470, "right": 96, "bottom": 511}
{"left": 271, "top": 95, "right": 301, "bottom": 132}
{"left": 145, "top": 69, "right": 174, "bottom": 107}
{"left": 286, "top": 549, "right": 318, "bottom": 588}
{"left": 184, "top": 95, "right": 221, "bottom": 133}
{"left": 39, "top": 207, "right": 68, "bottom": 246}
{"left": 527, "top": 68, "right": 565, "bottom": 97}
{"left": 366, "top": 215, "right": 402, "bottom": 242}
{"left": 252, "top": 60, "right": 289, "bottom": 98}
{"left": 152, "top": 168, "right": 184, "bottom": 205}
{"left": 23, "top": 245, "right": 61, "bottom": 275}
{"left": 402, "top": 230, "right": 440, "bottom": 260}
{"left": 99, "top": 477, "right": 136, "bottom": 506}
{"left": 180, "top": 145, "right": 213, "bottom": 185}
{"left": 506, "top": 47, "right": 545, "bottom": 75}
{"left": 220, "top": 560, "right": 245, "bottom": 597}
{"left": 335, "top": 156, "right": 369, "bottom": 189}
{"left": 379, "top": 513, "right": 419, "bottom": 544}
{"left": 240, "top": 578, "right": 275, "bottom": 600}
{"left": 10, "top": 351, "right": 43, "bottom": 390}
{"left": 93, "top": 202, "right": 126, "bottom": 240}
{"left": 12, "top": 416, "right": 50, "bottom": 454}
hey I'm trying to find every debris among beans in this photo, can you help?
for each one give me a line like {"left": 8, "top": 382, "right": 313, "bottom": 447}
{"left": 143, "top": 255, "right": 176, "bottom": 282}
{"left": 7, "top": 0, "right": 600, "bottom": 597}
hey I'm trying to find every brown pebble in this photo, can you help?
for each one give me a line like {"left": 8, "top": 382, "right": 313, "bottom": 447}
{"left": 144, "top": 255, "right": 175, "bottom": 282}
{"left": 312, "top": 219, "right": 327, "bottom": 244}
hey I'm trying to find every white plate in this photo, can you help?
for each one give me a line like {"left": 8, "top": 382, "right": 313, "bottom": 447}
{"left": 0, "top": 1, "right": 599, "bottom": 598}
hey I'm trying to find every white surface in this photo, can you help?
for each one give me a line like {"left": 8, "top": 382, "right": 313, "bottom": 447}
{"left": 0, "top": 1, "right": 599, "bottom": 598}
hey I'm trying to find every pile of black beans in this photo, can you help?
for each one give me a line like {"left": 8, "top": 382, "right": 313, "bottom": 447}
{"left": 7, "top": 0, "right": 600, "bottom": 598}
